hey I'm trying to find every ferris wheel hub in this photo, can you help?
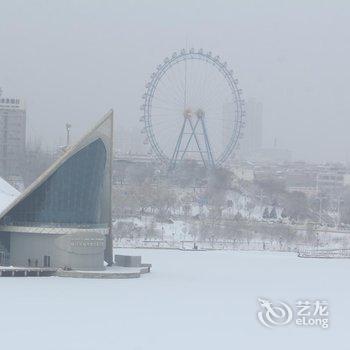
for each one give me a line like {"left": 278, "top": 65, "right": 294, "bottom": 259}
{"left": 183, "top": 108, "right": 205, "bottom": 119}
{"left": 183, "top": 108, "right": 193, "bottom": 118}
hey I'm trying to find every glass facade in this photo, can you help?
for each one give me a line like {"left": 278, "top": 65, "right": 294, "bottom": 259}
{"left": 0, "top": 138, "right": 108, "bottom": 227}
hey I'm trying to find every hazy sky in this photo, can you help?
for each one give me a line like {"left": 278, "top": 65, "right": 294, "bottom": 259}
{"left": 0, "top": 0, "right": 349, "bottom": 162}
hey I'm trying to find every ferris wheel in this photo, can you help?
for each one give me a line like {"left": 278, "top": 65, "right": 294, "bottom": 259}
{"left": 140, "top": 48, "right": 245, "bottom": 168}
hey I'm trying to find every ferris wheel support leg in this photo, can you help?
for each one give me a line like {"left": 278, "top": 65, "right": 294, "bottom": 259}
{"left": 199, "top": 117, "right": 215, "bottom": 167}
{"left": 187, "top": 118, "right": 207, "bottom": 167}
{"left": 180, "top": 118, "right": 200, "bottom": 161}
{"left": 170, "top": 117, "right": 187, "bottom": 168}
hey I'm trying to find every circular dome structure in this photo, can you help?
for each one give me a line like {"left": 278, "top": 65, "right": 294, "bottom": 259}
{"left": 140, "top": 49, "right": 245, "bottom": 168}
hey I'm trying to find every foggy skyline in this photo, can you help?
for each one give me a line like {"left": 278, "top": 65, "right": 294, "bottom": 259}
{"left": 0, "top": 0, "right": 349, "bottom": 162}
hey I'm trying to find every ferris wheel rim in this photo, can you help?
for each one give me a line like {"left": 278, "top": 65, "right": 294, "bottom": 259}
{"left": 141, "top": 49, "right": 245, "bottom": 166}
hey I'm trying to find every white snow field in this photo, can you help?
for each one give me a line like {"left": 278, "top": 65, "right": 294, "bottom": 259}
{"left": 0, "top": 249, "right": 348, "bottom": 350}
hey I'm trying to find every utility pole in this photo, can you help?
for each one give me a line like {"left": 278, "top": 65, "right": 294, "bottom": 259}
{"left": 65, "top": 123, "right": 71, "bottom": 147}
{"left": 336, "top": 195, "right": 342, "bottom": 230}
{"left": 318, "top": 196, "right": 323, "bottom": 225}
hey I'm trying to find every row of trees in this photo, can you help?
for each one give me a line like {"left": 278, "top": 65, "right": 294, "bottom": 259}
{"left": 116, "top": 215, "right": 343, "bottom": 250}
{"left": 253, "top": 178, "right": 309, "bottom": 221}
{"left": 113, "top": 161, "right": 316, "bottom": 224}
{"left": 114, "top": 160, "right": 350, "bottom": 226}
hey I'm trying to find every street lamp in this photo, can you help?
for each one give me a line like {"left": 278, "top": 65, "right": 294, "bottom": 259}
{"left": 65, "top": 123, "right": 72, "bottom": 147}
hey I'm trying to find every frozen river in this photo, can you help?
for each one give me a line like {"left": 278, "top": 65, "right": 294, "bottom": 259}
{"left": 0, "top": 249, "right": 348, "bottom": 349}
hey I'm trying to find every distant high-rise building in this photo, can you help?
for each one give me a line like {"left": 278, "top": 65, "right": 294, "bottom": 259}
{"left": 222, "top": 102, "right": 235, "bottom": 154}
{"left": 239, "top": 98, "right": 263, "bottom": 158}
{"left": 222, "top": 98, "right": 263, "bottom": 162}
{"left": 0, "top": 96, "right": 26, "bottom": 178}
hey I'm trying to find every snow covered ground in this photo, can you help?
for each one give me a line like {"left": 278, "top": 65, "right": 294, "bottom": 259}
{"left": 0, "top": 249, "right": 348, "bottom": 349}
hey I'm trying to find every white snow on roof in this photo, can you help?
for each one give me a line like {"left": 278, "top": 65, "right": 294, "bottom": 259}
{"left": 0, "top": 177, "right": 20, "bottom": 212}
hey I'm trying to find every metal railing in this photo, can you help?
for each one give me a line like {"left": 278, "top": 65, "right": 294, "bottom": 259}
{"left": 298, "top": 248, "right": 350, "bottom": 258}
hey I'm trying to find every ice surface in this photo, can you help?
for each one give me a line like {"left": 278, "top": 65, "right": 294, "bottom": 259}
{"left": 0, "top": 249, "right": 348, "bottom": 349}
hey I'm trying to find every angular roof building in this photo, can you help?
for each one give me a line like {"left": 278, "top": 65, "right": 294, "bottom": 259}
{"left": 0, "top": 111, "right": 114, "bottom": 270}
